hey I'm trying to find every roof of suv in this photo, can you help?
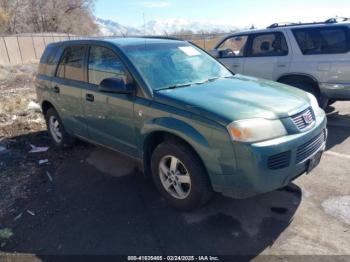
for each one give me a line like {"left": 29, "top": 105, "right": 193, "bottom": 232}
{"left": 229, "top": 20, "right": 350, "bottom": 36}
{"left": 49, "top": 37, "right": 185, "bottom": 48}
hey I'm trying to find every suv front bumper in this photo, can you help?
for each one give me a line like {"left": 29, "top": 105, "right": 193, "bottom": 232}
{"left": 211, "top": 115, "right": 327, "bottom": 198}
{"left": 320, "top": 82, "right": 350, "bottom": 100}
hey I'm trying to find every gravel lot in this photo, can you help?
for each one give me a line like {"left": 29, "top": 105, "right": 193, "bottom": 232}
{"left": 0, "top": 65, "right": 349, "bottom": 259}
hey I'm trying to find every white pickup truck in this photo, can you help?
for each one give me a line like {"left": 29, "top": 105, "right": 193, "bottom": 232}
{"left": 211, "top": 18, "right": 350, "bottom": 108}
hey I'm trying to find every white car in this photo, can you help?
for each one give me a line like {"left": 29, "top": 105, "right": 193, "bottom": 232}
{"left": 211, "top": 18, "right": 350, "bottom": 108}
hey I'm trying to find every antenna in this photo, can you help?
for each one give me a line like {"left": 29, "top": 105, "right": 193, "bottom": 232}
{"left": 143, "top": 12, "right": 147, "bottom": 49}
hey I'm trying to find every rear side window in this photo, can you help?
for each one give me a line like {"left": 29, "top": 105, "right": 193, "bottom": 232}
{"left": 38, "top": 45, "right": 61, "bottom": 76}
{"left": 293, "top": 26, "right": 350, "bottom": 55}
{"left": 88, "top": 46, "right": 127, "bottom": 85}
{"left": 56, "top": 45, "right": 86, "bottom": 81}
{"left": 248, "top": 32, "right": 288, "bottom": 56}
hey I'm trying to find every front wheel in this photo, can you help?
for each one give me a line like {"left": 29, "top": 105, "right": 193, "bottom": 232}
{"left": 45, "top": 108, "right": 74, "bottom": 148}
{"left": 151, "top": 141, "right": 213, "bottom": 211}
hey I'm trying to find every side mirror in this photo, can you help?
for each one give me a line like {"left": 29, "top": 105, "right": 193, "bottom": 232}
{"left": 98, "top": 77, "right": 133, "bottom": 94}
{"left": 209, "top": 49, "right": 221, "bottom": 58}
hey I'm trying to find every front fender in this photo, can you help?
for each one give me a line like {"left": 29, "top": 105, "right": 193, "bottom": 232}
{"left": 139, "top": 117, "right": 224, "bottom": 179}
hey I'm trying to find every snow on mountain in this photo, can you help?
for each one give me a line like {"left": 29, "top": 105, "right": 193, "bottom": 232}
{"left": 97, "top": 18, "right": 239, "bottom": 36}
{"left": 96, "top": 18, "right": 141, "bottom": 36}
{"left": 143, "top": 19, "right": 238, "bottom": 35}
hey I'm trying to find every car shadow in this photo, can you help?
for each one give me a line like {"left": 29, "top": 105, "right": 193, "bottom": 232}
{"left": 325, "top": 104, "right": 350, "bottom": 151}
{"left": 326, "top": 125, "right": 350, "bottom": 151}
{"left": 1, "top": 131, "right": 302, "bottom": 258}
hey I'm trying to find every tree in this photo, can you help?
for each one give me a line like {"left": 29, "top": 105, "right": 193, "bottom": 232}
{"left": 0, "top": 8, "right": 10, "bottom": 33}
{"left": 0, "top": 0, "right": 99, "bottom": 35}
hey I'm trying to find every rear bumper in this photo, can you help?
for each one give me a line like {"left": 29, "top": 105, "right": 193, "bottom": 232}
{"left": 320, "top": 82, "right": 350, "bottom": 100}
{"left": 211, "top": 116, "right": 327, "bottom": 198}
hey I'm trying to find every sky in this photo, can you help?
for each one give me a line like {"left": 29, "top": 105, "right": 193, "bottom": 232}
{"left": 95, "top": 0, "right": 350, "bottom": 28}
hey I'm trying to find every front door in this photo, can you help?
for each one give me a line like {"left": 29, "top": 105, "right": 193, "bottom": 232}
{"left": 82, "top": 45, "right": 137, "bottom": 156}
{"left": 217, "top": 35, "right": 249, "bottom": 74}
{"left": 242, "top": 32, "right": 291, "bottom": 80}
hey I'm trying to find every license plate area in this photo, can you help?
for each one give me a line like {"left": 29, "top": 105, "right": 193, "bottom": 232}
{"left": 306, "top": 150, "right": 323, "bottom": 173}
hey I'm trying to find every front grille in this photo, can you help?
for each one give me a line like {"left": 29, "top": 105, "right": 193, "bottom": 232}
{"left": 296, "top": 129, "right": 326, "bottom": 163}
{"left": 291, "top": 107, "right": 315, "bottom": 130}
{"left": 268, "top": 151, "right": 291, "bottom": 170}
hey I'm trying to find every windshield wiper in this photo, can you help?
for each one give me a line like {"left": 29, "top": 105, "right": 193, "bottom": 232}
{"left": 166, "top": 83, "right": 193, "bottom": 89}
{"left": 165, "top": 81, "right": 206, "bottom": 90}
{"left": 160, "top": 77, "right": 228, "bottom": 91}
{"left": 205, "top": 77, "right": 220, "bottom": 82}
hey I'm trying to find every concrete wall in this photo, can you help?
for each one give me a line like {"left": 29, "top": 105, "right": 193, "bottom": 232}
{"left": 0, "top": 33, "right": 226, "bottom": 65}
{"left": 0, "top": 34, "right": 76, "bottom": 65}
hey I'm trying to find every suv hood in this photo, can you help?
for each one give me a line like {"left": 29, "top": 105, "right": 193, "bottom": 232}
{"left": 154, "top": 75, "right": 310, "bottom": 125}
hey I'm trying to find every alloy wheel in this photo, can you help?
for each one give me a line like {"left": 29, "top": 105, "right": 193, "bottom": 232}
{"left": 158, "top": 155, "right": 191, "bottom": 199}
{"left": 49, "top": 115, "right": 63, "bottom": 143}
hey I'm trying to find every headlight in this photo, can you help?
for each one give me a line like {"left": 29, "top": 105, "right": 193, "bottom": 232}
{"left": 306, "top": 92, "right": 323, "bottom": 115}
{"left": 306, "top": 92, "right": 318, "bottom": 110}
{"left": 227, "top": 118, "right": 287, "bottom": 143}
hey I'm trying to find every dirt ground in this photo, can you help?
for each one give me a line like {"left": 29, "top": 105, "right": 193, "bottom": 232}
{"left": 0, "top": 65, "right": 349, "bottom": 260}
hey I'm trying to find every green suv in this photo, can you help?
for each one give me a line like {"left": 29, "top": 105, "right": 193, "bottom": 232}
{"left": 36, "top": 38, "right": 327, "bottom": 210}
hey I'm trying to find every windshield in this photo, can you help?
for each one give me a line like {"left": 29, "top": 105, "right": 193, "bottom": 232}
{"left": 123, "top": 42, "right": 233, "bottom": 90}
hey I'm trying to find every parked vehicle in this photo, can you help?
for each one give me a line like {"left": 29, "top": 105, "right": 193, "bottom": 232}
{"left": 36, "top": 38, "right": 327, "bottom": 210}
{"left": 211, "top": 17, "right": 350, "bottom": 108}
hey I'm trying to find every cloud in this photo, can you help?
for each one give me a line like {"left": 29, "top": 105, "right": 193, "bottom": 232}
{"left": 137, "top": 1, "right": 171, "bottom": 8}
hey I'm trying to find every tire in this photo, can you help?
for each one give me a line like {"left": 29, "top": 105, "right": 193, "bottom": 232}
{"left": 45, "top": 107, "right": 74, "bottom": 148}
{"left": 328, "top": 99, "right": 336, "bottom": 106}
{"left": 151, "top": 141, "right": 213, "bottom": 211}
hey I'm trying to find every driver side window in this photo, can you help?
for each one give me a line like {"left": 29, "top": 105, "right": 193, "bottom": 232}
{"left": 218, "top": 35, "right": 248, "bottom": 57}
{"left": 88, "top": 45, "right": 127, "bottom": 85}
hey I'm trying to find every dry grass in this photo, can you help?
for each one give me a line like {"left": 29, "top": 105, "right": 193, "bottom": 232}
{"left": 0, "top": 64, "right": 45, "bottom": 138}
{"left": 189, "top": 37, "right": 222, "bottom": 51}
{"left": 0, "top": 64, "right": 46, "bottom": 219}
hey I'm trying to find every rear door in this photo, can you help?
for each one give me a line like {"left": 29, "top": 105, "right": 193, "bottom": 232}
{"left": 243, "top": 32, "right": 291, "bottom": 80}
{"left": 290, "top": 25, "right": 350, "bottom": 85}
{"left": 82, "top": 45, "right": 137, "bottom": 156}
{"left": 216, "top": 35, "right": 249, "bottom": 74}
{"left": 36, "top": 44, "right": 62, "bottom": 107}
{"left": 52, "top": 45, "right": 89, "bottom": 137}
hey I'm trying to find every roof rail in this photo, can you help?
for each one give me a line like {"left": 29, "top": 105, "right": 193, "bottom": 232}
{"left": 325, "top": 17, "right": 350, "bottom": 23}
{"left": 267, "top": 22, "right": 298, "bottom": 28}
{"left": 139, "top": 36, "right": 182, "bottom": 41}
{"left": 267, "top": 17, "right": 350, "bottom": 29}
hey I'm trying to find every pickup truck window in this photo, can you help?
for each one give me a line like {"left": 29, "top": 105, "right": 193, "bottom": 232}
{"left": 125, "top": 43, "right": 232, "bottom": 90}
{"left": 88, "top": 46, "right": 127, "bottom": 85}
{"left": 56, "top": 45, "right": 86, "bottom": 81}
{"left": 293, "top": 26, "right": 350, "bottom": 55}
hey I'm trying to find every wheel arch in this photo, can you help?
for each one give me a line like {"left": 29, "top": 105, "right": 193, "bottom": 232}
{"left": 140, "top": 118, "right": 220, "bottom": 181}
{"left": 41, "top": 100, "right": 55, "bottom": 115}
{"left": 277, "top": 73, "right": 320, "bottom": 94}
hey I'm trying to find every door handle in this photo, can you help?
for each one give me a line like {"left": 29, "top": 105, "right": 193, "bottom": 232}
{"left": 233, "top": 64, "right": 240, "bottom": 68}
{"left": 277, "top": 64, "right": 286, "bottom": 68}
{"left": 86, "top": 93, "right": 94, "bottom": 102}
{"left": 53, "top": 86, "right": 60, "bottom": 93}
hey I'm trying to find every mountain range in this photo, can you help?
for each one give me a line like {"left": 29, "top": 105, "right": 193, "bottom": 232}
{"left": 96, "top": 18, "right": 240, "bottom": 36}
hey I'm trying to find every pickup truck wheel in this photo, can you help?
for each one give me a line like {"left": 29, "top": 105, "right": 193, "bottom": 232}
{"left": 45, "top": 108, "right": 74, "bottom": 148}
{"left": 151, "top": 141, "right": 213, "bottom": 211}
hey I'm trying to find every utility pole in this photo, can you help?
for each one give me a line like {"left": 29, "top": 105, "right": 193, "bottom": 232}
{"left": 143, "top": 13, "right": 146, "bottom": 36}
